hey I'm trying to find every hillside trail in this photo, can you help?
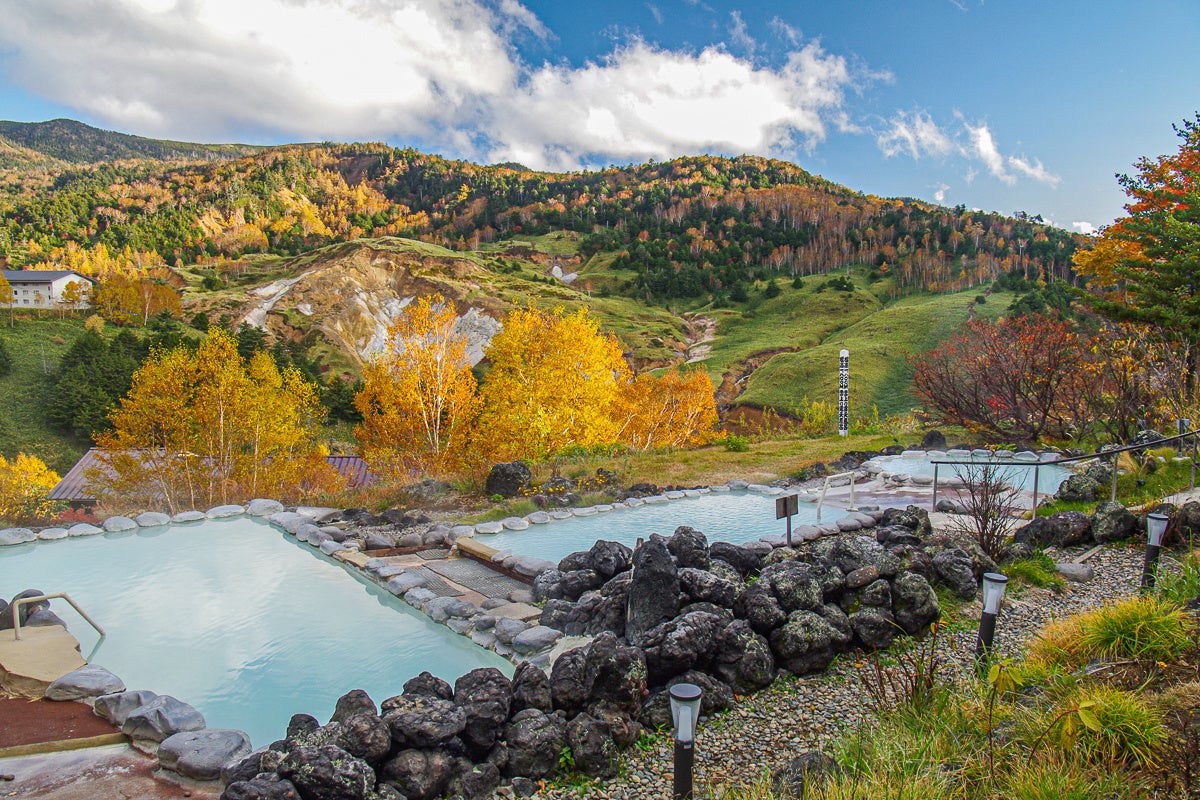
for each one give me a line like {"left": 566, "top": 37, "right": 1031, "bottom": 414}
{"left": 681, "top": 312, "right": 717, "bottom": 363}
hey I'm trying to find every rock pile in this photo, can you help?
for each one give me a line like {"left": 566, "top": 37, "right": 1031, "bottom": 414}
{"left": 221, "top": 657, "right": 642, "bottom": 800}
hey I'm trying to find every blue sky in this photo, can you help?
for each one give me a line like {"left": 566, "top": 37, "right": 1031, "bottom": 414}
{"left": 1, "top": 0, "right": 1196, "bottom": 233}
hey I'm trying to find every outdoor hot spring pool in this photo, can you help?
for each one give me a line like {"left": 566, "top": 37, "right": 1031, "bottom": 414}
{"left": 474, "top": 489, "right": 841, "bottom": 564}
{"left": 867, "top": 451, "right": 1073, "bottom": 495}
{"left": 0, "top": 517, "right": 511, "bottom": 745}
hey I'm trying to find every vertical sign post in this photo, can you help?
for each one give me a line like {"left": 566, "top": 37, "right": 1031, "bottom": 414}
{"left": 776, "top": 494, "right": 799, "bottom": 547}
{"left": 838, "top": 348, "right": 849, "bottom": 437}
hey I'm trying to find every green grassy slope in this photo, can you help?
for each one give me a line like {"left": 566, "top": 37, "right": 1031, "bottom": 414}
{"left": 0, "top": 316, "right": 92, "bottom": 473}
{"left": 699, "top": 277, "right": 884, "bottom": 381}
{"left": 735, "top": 290, "right": 1015, "bottom": 418}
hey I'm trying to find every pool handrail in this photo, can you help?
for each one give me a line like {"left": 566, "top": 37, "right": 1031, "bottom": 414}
{"left": 928, "top": 429, "right": 1199, "bottom": 517}
{"left": 816, "top": 470, "right": 858, "bottom": 522}
{"left": 12, "top": 592, "right": 106, "bottom": 641}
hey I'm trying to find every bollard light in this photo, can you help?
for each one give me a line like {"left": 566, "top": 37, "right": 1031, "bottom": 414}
{"left": 669, "top": 682, "right": 703, "bottom": 800}
{"left": 1142, "top": 512, "right": 1170, "bottom": 591}
{"left": 975, "top": 572, "right": 1008, "bottom": 664}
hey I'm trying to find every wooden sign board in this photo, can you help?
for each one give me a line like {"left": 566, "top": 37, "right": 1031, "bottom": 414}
{"left": 775, "top": 494, "right": 798, "bottom": 519}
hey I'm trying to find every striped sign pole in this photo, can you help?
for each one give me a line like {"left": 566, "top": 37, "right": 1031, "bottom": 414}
{"left": 838, "top": 349, "right": 849, "bottom": 437}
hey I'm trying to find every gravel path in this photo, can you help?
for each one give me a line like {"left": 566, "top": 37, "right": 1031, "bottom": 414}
{"left": 536, "top": 541, "right": 1153, "bottom": 800}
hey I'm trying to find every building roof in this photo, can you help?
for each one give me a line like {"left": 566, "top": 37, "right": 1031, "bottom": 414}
{"left": 1, "top": 269, "right": 94, "bottom": 284}
{"left": 50, "top": 448, "right": 377, "bottom": 503}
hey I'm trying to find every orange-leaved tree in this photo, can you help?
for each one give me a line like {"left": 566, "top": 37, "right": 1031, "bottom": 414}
{"left": 910, "top": 313, "right": 1096, "bottom": 442}
{"left": 0, "top": 453, "right": 61, "bottom": 524}
{"left": 1076, "top": 114, "right": 1200, "bottom": 387}
{"left": 476, "top": 306, "right": 631, "bottom": 462}
{"left": 616, "top": 367, "right": 719, "bottom": 450}
{"left": 93, "top": 328, "right": 338, "bottom": 513}
{"left": 355, "top": 294, "right": 481, "bottom": 479}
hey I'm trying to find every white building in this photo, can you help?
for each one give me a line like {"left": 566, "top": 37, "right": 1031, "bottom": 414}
{"left": 1, "top": 269, "right": 94, "bottom": 308}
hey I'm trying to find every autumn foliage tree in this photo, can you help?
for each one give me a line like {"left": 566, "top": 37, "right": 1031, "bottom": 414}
{"left": 1085, "top": 322, "right": 1193, "bottom": 442}
{"left": 1076, "top": 114, "right": 1200, "bottom": 386}
{"left": 93, "top": 328, "right": 339, "bottom": 513}
{"left": 910, "top": 313, "right": 1095, "bottom": 442}
{"left": 355, "top": 294, "right": 481, "bottom": 479}
{"left": 616, "top": 368, "right": 719, "bottom": 450}
{"left": 92, "top": 272, "right": 182, "bottom": 326}
{"left": 0, "top": 453, "right": 61, "bottom": 524}
{"left": 476, "top": 306, "right": 631, "bottom": 463}
{"left": 0, "top": 273, "right": 12, "bottom": 325}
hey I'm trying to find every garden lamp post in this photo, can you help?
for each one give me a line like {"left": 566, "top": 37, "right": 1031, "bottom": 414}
{"left": 1141, "top": 512, "right": 1170, "bottom": 592}
{"left": 974, "top": 572, "right": 1008, "bottom": 664}
{"left": 669, "top": 682, "right": 703, "bottom": 800}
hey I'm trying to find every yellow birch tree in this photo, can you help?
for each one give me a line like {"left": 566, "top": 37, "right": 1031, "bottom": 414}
{"left": 0, "top": 453, "right": 61, "bottom": 523}
{"left": 355, "top": 294, "right": 481, "bottom": 479}
{"left": 93, "top": 329, "right": 336, "bottom": 513}
{"left": 616, "top": 368, "right": 719, "bottom": 450}
{"left": 476, "top": 306, "right": 631, "bottom": 462}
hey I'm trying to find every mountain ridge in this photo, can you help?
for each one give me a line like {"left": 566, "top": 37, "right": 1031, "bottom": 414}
{"left": 0, "top": 118, "right": 262, "bottom": 164}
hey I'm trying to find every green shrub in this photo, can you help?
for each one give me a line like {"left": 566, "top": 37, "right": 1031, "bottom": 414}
{"left": 723, "top": 433, "right": 750, "bottom": 452}
{"left": 1028, "top": 596, "right": 1192, "bottom": 669}
{"left": 1024, "top": 686, "right": 1166, "bottom": 767}
{"left": 835, "top": 691, "right": 981, "bottom": 792}
{"left": 1155, "top": 549, "right": 1200, "bottom": 606}
{"left": 1006, "top": 552, "right": 1065, "bottom": 592}
{"left": 1076, "top": 596, "right": 1192, "bottom": 663}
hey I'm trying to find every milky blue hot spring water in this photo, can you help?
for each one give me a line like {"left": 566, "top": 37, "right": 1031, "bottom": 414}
{"left": 475, "top": 489, "right": 839, "bottom": 564}
{"left": 0, "top": 516, "right": 511, "bottom": 745}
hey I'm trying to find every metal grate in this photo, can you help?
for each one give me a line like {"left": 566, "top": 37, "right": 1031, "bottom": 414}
{"left": 410, "top": 567, "right": 462, "bottom": 597}
{"left": 424, "top": 559, "right": 527, "bottom": 599}
{"left": 416, "top": 548, "right": 451, "bottom": 561}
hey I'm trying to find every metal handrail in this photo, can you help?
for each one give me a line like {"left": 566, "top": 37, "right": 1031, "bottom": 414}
{"left": 929, "top": 429, "right": 1199, "bottom": 516}
{"left": 816, "top": 470, "right": 858, "bottom": 521}
{"left": 12, "top": 592, "right": 106, "bottom": 641}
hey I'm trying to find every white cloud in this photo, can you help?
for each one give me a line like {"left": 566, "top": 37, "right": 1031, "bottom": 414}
{"left": 0, "top": 0, "right": 530, "bottom": 141}
{"left": 933, "top": 183, "right": 950, "bottom": 203}
{"left": 877, "top": 110, "right": 1060, "bottom": 191}
{"left": 1008, "top": 154, "right": 1061, "bottom": 187}
{"left": 1072, "top": 221, "right": 1097, "bottom": 235}
{"left": 965, "top": 121, "right": 1014, "bottom": 185}
{"left": 729, "top": 11, "right": 757, "bottom": 55}
{"left": 0, "top": 0, "right": 875, "bottom": 173}
{"left": 646, "top": 4, "right": 664, "bottom": 25}
{"left": 877, "top": 110, "right": 957, "bottom": 159}
{"left": 497, "top": 0, "right": 552, "bottom": 41}
{"left": 487, "top": 40, "right": 857, "bottom": 170}
{"left": 768, "top": 17, "right": 803, "bottom": 46}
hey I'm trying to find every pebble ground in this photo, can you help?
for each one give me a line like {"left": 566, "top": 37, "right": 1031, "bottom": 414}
{"left": 535, "top": 540, "right": 1155, "bottom": 800}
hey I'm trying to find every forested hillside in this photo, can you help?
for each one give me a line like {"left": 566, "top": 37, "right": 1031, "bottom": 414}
{"left": 0, "top": 119, "right": 1086, "bottom": 467}
{"left": 0, "top": 125, "right": 1080, "bottom": 304}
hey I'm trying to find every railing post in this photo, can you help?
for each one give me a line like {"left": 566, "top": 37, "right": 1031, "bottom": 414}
{"left": 1111, "top": 457, "right": 1119, "bottom": 503}
{"left": 1032, "top": 464, "right": 1040, "bottom": 519}
{"left": 932, "top": 463, "right": 939, "bottom": 512}
{"left": 1192, "top": 433, "right": 1196, "bottom": 491}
